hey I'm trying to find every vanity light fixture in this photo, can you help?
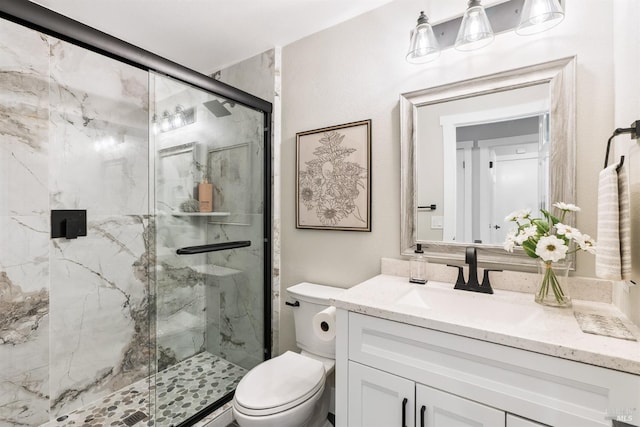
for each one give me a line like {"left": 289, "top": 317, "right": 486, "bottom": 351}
{"left": 516, "top": 0, "right": 565, "bottom": 35}
{"left": 406, "top": 0, "right": 565, "bottom": 63}
{"left": 406, "top": 11, "right": 440, "bottom": 64}
{"left": 455, "top": 0, "right": 494, "bottom": 51}
{"left": 154, "top": 105, "right": 196, "bottom": 133}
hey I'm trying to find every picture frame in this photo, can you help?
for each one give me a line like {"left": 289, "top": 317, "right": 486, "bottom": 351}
{"left": 296, "top": 119, "right": 371, "bottom": 231}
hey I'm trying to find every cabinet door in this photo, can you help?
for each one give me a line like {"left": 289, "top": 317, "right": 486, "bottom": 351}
{"left": 506, "top": 414, "right": 549, "bottom": 427}
{"left": 348, "top": 361, "right": 415, "bottom": 427}
{"left": 416, "top": 384, "right": 505, "bottom": 427}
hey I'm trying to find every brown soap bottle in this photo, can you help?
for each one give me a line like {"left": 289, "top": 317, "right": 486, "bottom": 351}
{"left": 198, "top": 179, "right": 213, "bottom": 212}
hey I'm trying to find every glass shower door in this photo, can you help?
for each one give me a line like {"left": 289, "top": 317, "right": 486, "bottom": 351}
{"left": 150, "top": 72, "right": 267, "bottom": 425}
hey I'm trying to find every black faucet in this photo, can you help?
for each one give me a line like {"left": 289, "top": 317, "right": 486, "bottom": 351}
{"left": 448, "top": 247, "right": 500, "bottom": 294}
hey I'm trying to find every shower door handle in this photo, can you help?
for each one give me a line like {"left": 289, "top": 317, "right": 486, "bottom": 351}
{"left": 176, "top": 240, "right": 251, "bottom": 255}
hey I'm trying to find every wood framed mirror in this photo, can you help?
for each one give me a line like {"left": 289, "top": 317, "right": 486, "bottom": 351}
{"left": 400, "top": 57, "right": 576, "bottom": 269}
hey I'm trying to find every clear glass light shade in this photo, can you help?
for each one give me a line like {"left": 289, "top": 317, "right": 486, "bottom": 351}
{"left": 172, "top": 106, "right": 186, "bottom": 128}
{"left": 516, "top": 0, "right": 565, "bottom": 35}
{"left": 406, "top": 15, "right": 440, "bottom": 64}
{"left": 455, "top": 3, "right": 494, "bottom": 51}
{"left": 151, "top": 114, "right": 159, "bottom": 135}
{"left": 160, "top": 111, "right": 172, "bottom": 132}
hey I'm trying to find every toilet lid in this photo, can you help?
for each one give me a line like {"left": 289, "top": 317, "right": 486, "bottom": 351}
{"left": 234, "top": 351, "right": 325, "bottom": 416}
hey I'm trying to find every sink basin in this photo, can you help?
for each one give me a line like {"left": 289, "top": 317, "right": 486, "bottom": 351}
{"left": 393, "top": 282, "right": 534, "bottom": 325}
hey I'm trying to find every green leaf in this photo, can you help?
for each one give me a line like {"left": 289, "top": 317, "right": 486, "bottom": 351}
{"left": 540, "top": 209, "right": 560, "bottom": 225}
{"left": 532, "top": 218, "right": 549, "bottom": 235}
{"left": 522, "top": 240, "right": 538, "bottom": 258}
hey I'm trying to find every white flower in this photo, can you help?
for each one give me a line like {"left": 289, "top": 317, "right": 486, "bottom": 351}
{"left": 505, "top": 208, "right": 531, "bottom": 223}
{"left": 555, "top": 223, "right": 582, "bottom": 240}
{"left": 575, "top": 233, "right": 597, "bottom": 254}
{"left": 515, "top": 225, "right": 538, "bottom": 244}
{"left": 504, "top": 230, "right": 517, "bottom": 252}
{"left": 535, "top": 235, "right": 569, "bottom": 262}
{"left": 553, "top": 202, "right": 581, "bottom": 212}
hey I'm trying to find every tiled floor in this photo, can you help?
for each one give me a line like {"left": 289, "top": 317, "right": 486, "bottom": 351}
{"left": 42, "top": 352, "right": 246, "bottom": 427}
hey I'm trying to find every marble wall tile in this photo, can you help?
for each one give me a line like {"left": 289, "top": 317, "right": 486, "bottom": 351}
{"left": 155, "top": 257, "right": 207, "bottom": 367}
{"left": 48, "top": 39, "right": 149, "bottom": 216}
{"left": 43, "top": 35, "right": 151, "bottom": 418}
{"left": 0, "top": 19, "right": 50, "bottom": 218}
{"left": 0, "top": 20, "right": 152, "bottom": 422}
{"left": 217, "top": 48, "right": 281, "bottom": 356}
{"left": 0, "top": 217, "right": 50, "bottom": 423}
{"left": 271, "top": 47, "right": 282, "bottom": 356}
{"left": 49, "top": 215, "right": 151, "bottom": 416}
{"left": 206, "top": 220, "right": 265, "bottom": 370}
{"left": 0, "top": 237, "right": 50, "bottom": 426}
{"left": 152, "top": 71, "right": 270, "bottom": 373}
{"left": 0, "top": 18, "right": 52, "bottom": 427}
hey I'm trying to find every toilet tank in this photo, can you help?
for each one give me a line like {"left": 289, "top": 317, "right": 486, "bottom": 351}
{"left": 286, "top": 282, "right": 344, "bottom": 359}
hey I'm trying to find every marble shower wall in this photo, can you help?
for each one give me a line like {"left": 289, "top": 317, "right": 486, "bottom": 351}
{"left": 0, "top": 18, "right": 151, "bottom": 425}
{"left": 151, "top": 73, "right": 267, "bottom": 371}
{"left": 1, "top": 16, "right": 272, "bottom": 426}
{"left": 203, "top": 102, "right": 266, "bottom": 369}
{"left": 0, "top": 19, "right": 51, "bottom": 426}
{"left": 215, "top": 48, "right": 281, "bottom": 357}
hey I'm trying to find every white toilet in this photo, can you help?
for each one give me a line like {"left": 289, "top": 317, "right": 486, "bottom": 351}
{"left": 232, "top": 282, "right": 344, "bottom": 427}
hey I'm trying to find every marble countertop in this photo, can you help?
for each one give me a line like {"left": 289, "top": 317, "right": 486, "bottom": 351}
{"left": 331, "top": 274, "right": 640, "bottom": 375}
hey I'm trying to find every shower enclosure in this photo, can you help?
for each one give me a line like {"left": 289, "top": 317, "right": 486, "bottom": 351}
{"left": 0, "top": 2, "right": 271, "bottom": 426}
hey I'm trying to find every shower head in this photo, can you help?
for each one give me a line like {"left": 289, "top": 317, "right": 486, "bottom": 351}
{"left": 203, "top": 99, "right": 235, "bottom": 118}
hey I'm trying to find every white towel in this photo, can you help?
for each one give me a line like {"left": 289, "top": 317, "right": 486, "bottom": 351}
{"left": 596, "top": 160, "right": 631, "bottom": 280}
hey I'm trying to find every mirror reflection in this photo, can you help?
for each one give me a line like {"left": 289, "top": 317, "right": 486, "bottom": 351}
{"left": 401, "top": 57, "right": 576, "bottom": 267}
{"left": 416, "top": 83, "right": 550, "bottom": 245}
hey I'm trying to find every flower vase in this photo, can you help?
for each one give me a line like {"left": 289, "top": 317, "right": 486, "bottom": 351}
{"left": 535, "top": 260, "right": 571, "bottom": 308}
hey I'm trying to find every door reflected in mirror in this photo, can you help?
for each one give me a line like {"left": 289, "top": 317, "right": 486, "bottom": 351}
{"left": 416, "top": 83, "right": 550, "bottom": 245}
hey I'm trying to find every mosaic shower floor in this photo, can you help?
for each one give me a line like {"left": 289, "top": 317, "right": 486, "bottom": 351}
{"left": 42, "top": 352, "right": 247, "bottom": 427}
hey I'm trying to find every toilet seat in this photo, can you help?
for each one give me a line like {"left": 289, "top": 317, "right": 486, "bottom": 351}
{"left": 234, "top": 351, "right": 326, "bottom": 417}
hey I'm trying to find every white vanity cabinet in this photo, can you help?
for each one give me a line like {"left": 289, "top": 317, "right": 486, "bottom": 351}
{"left": 347, "top": 361, "right": 415, "bottom": 427}
{"left": 417, "top": 383, "right": 507, "bottom": 427}
{"left": 506, "top": 414, "right": 549, "bottom": 427}
{"left": 347, "top": 360, "right": 540, "bottom": 427}
{"left": 336, "top": 310, "right": 640, "bottom": 427}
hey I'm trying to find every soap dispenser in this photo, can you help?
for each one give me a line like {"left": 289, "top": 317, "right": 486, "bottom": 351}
{"left": 410, "top": 244, "right": 428, "bottom": 284}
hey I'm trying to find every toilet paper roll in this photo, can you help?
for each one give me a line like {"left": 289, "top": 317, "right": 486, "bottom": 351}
{"left": 313, "top": 306, "right": 336, "bottom": 341}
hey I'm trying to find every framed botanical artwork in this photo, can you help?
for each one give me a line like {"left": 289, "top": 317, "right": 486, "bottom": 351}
{"left": 296, "top": 119, "right": 371, "bottom": 231}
